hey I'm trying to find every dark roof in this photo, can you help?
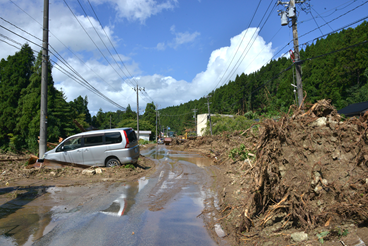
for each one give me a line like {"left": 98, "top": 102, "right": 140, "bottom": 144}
{"left": 337, "top": 101, "right": 368, "bottom": 116}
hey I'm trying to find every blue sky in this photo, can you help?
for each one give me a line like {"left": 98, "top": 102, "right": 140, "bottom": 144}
{"left": 1, "top": 0, "right": 367, "bottom": 115}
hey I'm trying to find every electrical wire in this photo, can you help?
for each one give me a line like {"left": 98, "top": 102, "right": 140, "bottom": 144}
{"left": 0, "top": 13, "right": 123, "bottom": 93}
{"left": 76, "top": 0, "right": 136, "bottom": 88}
{"left": 0, "top": 32, "right": 126, "bottom": 111}
{"left": 86, "top": 0, "right": 138, "bottom": 87}
{"left": 211, "top": 0, "right": 264, "bottom": 92}
{"left": 310, "top": 10, "right": 324, "bottom": 35}
{"left": 63, "top": 0, "right": 130, "bottom": 87}
{"left": 86, "top": 0, "right": 157, "bottom": 105}
{"left": 0, "top": 16, "right": 42, "bottom": 42}
{"left": 311, "top": 7, "right": 334, "bottom": 32}
{"left": 220, "top": 2, "right": 277, "bottom": 89}
{"left": 298, "top": 1, "right": 368, "bottom": 40}
{"left": 249, "top": 39, "right": 368, "bottom": 96}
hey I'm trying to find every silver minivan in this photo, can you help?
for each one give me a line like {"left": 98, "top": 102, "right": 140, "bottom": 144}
{"left": 43, "top": 128, "right": 140, "bottom": 167}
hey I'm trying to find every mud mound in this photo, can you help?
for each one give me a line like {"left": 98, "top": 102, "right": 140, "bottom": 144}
{"left": 227, "top": 100, "right": 368, "bottom": 238}
{"left": 180, "top": 131, "right": 254, "bottom": 164}
{"left": 0, "top": 154, "right": 155, "bottom": 186}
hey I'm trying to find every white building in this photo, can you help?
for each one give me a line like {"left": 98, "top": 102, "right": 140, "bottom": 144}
{"left": 135, "top": 131, "right": 151, "bottom": 141}
{"left": 196, "top": 114, "right": 234, "bottom": 137}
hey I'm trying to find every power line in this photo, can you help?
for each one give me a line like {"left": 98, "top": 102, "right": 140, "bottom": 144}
{"left": 220, "top": 1, "right": 277, "bottom": 89}
{"left": 0, "top": 15, "right": 123, "bottom": 93}
{"left": 0, "top": 33, "right": 126, "bottom": 111}
{"left": 310, "top": 10, "right": 324, "bottom": 35}
{"left": 63, "top": 0, "right": 130, "bottom": 87}
{"left": 299, "top": 0, "right": 362, "bottom": 23}
{"left": 239, "top": 13, "right": 368, "bottom": 96}
{"left": 0, "top": 16, "right": 42, "bottom": 42}
{"left": 310, "top": 7, "right": 334, "bottom": 32}
{"left": 298, "top": 1, "right": 368, "bottom": 40}
{"left": 86, "top": 0, "right": 137, "bottom": 86}
{"left": 86, "top": 0, "right": 156, "bottom": 105}
{"left": 211, "top": 0, "right": 264, "bottom": 93}
{"left": 8, "top": 0, "right": 121, "bottom": 92}
{"left": 249, "top": 39, "right": 368, "bottom": 96}
{"left": 76, "top": 0, "right": 136, "bottom": 87}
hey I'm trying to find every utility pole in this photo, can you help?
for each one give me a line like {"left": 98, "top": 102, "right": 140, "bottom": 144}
{"left": 133, "top": 85, "right": 144, "bottom": 141}
{"left": 39, "top": 0, "right": 49, "bottom": 158}
{"left": 192, "top": 109, "right": 197, "bottom": 135}
{"left": 205, "top": 95, "right": 213, "bottom": 136}
{"left": 278, "top": 0, "right": 304, "bottom": 108}
{"left": 158, "top": 111, "right": 161, "bottom": 138}
{"left": 155, "top": 104, "right": 158, "bottom": 141}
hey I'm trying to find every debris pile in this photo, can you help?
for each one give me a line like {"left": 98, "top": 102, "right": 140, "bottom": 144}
{"left": 222, "top": 100, "right": 368, "bottom": 239}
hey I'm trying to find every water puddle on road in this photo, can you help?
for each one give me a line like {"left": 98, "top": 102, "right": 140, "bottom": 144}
{"left": 0, "top": 177, "right": 149, "bottom": 246}
{"left": 142, "top": 145, "right": 214, "bottom": 167}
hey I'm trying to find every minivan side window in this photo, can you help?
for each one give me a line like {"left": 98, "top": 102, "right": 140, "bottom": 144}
{"left": 57, "top": 136, "right": 82, "bottom": 152}
{"left": 84, "top": 134, "right": 104, "bottom": 147}
{"left": 105, "top": 132, "right": 122, "bottom": 144}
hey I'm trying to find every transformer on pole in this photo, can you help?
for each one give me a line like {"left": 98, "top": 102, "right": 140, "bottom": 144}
{"left": 278, "top": 0, "right": 305, "bottom": 108}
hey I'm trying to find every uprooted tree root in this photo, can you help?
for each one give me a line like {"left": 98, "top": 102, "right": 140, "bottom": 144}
{"left": 225, "top": 99, "right": 368, "bottom": 238}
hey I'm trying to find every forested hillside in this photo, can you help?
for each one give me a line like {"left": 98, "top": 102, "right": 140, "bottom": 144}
{"left": 159, "top": 21, "right": 368, "bottom": 135}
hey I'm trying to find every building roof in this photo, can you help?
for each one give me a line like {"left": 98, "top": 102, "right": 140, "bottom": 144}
{"left": 337, "top": 101, "right": 368, "bottom": 116}
{"left": 135, "top": 131, "right": 152, "bottom": 134}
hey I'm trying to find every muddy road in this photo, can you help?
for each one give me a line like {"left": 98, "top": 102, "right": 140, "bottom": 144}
{"left": 0, "top": 145, "right": 228, "bottom": 246}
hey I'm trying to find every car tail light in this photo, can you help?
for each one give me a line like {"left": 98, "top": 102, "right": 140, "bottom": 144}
{"left": 124, "top": 131, "right": 129, "bottom": 148}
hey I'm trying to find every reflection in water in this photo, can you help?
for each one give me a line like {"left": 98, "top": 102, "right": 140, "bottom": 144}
{"left": 0, "top": 186, "right": 52, "bottom": 246}
{"left": 101, "top": 177, "right": 149, "bottom": 217}
{"left": 143, "top": 145, "right": 214, "bottom": 167}
{"left": 0, "top": 204, "right": 53, "bottom": 246}
{"left": 100, "top": 194, "right": 127, "bottom": 217}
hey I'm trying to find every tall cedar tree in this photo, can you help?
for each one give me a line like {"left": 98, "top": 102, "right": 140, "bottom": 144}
{"left": 0, "top": 44, "right": 34, "bottom": 148}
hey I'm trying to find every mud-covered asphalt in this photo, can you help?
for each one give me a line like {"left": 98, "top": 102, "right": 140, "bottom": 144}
{"left": 0, "top": 145, "right": 228, "bottom": 246}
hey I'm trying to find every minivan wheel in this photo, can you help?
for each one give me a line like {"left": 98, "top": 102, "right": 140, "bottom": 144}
{"left": 106, "top": 158, "right": 121, "bottom": 167}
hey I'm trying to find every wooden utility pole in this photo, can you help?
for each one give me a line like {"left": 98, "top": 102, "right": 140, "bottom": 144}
{"left": 155, "top": 104, "right": 158, "bottom": 141}
{"left": 205, "top": 95, "right": 213, "bottom": 136}
{"left": 133, "top": 85, "right": 144, "bottom": 140}
{"left": 192, "top": 109, "right": 197, "bottom": 135}
{"left": 290, "top": 0, "right": 303, "bottom": 108}
{"left": 39, "top": 0, "right": 49, "bottom": 158}
{"left": 278, "top": 0, "right": 304, "bottom": 108}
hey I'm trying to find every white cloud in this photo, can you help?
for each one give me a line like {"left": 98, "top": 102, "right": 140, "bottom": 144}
{"left": 53, "top": 56, "right": 139, "bottom": 115}
{"left": 0, "top": 0, "right": 117, "bottom": 59}
{"left": 156, "top": 42, "right": 166, "bottom": 51}
{"left": 91, "top": 0, "right": 177, "bottom": 23}
{"left": 131, "top": 28, "right": 274, "bottom": 111}
{"left": 172, "top": 30, "right": 200, "bottom": 48}
{"left": 156, "top": 25, "right": 200, "bottom": 50}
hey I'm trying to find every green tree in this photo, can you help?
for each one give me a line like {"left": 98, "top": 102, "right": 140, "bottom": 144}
{"left": 0, "top": 44, "right": 34, "bottom": 149}
{"left": 143, "top": 102, "right": 156, "bottom": 139}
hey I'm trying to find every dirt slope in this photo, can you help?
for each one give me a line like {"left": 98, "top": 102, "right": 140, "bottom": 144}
{"left": 176, "top": 100, "right": 368, "bottom": 245}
